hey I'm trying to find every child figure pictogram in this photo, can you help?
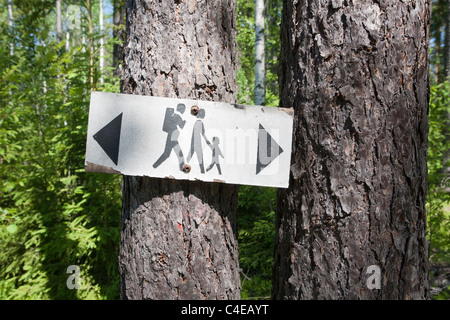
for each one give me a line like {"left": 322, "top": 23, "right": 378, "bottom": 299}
{"left": 206, "top": 137, "right": 224, "bottom": 175}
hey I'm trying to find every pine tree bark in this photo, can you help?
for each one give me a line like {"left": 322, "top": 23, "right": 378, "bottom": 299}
{"left": 119, "top": 0, "right": 240, "bottom": 300}
{"left": 273, "top": 0, "right": 431, "bottom": 300}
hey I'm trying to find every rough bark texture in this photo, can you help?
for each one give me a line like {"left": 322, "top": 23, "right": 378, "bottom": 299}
{"left": 119, "top": 0, "right": 240, "bottom": 300}
{"left": 273, "top": 0, "right": 431, "bottom": 300}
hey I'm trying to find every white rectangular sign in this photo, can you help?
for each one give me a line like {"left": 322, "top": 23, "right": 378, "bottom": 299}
{"left": 85, "top": 92, "right": 293, "bottom": 188}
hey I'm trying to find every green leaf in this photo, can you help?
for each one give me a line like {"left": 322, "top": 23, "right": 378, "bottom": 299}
{"left": 6, "top": 224, "right": 18, "bottom": 234}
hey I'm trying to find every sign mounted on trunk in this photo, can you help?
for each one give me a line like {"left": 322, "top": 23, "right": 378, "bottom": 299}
{"left": 85, "top": 92, "right": 294, "bottom": 188}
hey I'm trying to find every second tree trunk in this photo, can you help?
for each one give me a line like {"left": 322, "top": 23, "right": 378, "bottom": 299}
{"left": 274, "top": 0, "right": 431, "bottom": 300}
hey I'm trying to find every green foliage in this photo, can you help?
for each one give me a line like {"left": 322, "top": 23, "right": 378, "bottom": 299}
{"left": 1, "top": 0, "right": 449, "bottom": 301}
{"left": 434, "top": 286, "right": 450, "bottom": 300}
{"left": 427, "top": 80, "right": 450, "bottom": 265}
{"left": 237, "top": 186, "right": 276, "bottom": 300}
{"left": 427, "top": 0, "right": 450, "bottom": 300}
{"left": 0, "top": 1, "right": 122, "bottom": 299}
{"left": 430, "top": 0, "right": 449, "bottom": 83}
{"left": 235, "top": 0, "right": 281, "bottom": 299}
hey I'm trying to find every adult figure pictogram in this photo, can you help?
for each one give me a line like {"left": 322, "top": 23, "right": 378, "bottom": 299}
{"left": 153, "top": 103, "right": 186, "bottom": 171}
{"left": 186, "top": 109, "right": 212, "bottom": 173}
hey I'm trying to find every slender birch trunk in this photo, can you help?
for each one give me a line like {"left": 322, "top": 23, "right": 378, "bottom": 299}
{"left": 87, "top": 0, "right": 94, "bottom": 90}
{"left": 65, "top": 4, "right": 70, "bottom": 52}
{"left": 56, "top": 0, "right": 62, "bottom": 42}
{"left": 8, "top": 0, "right": 14, "bottom": 56}
{"left": 99, "top": 0, "right": 104, "bottom": 85}
{"left": 254, "top": 0, "right": 265, "bottom": 105}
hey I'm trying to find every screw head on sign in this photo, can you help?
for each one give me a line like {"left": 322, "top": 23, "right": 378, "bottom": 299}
{"left": 183, "top": 164, "right": 191, "bottom": 173}
{"left": 191, "top": 105, "right": 199, "bottom": 115}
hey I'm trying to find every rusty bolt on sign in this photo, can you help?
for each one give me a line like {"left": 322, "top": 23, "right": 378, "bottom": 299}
{"left": 191, "top": 105, "right": 199, "bottom": 115}
{"left": 183, "top": 164, "right": 191, "bottom": 173}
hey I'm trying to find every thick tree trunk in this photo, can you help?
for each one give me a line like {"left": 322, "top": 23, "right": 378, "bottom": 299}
{"left": 273, "top": 0, "right": 431, "bottom": 300}
{"left": 119, "top": 0, "right": 240, "bottom": 300}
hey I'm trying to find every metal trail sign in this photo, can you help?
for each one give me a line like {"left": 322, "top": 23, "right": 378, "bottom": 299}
{"left": 85, "top": 91, "right": 294, "bottom": 188}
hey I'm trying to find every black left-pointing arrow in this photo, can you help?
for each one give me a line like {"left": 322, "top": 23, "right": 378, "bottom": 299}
{"left": 93, "top": 113, "right": 123, "bottom": 166}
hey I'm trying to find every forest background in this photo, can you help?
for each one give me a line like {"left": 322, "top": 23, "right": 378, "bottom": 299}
{"left": 0, "top": 0, "right": 449, "bottom": 300}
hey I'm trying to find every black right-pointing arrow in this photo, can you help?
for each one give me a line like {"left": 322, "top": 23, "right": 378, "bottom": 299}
{"left": 256, "top": 124, "right": 283, "bottom": 175}
{"left": 93, "top": 112, "right": 123, "bottom": 166}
